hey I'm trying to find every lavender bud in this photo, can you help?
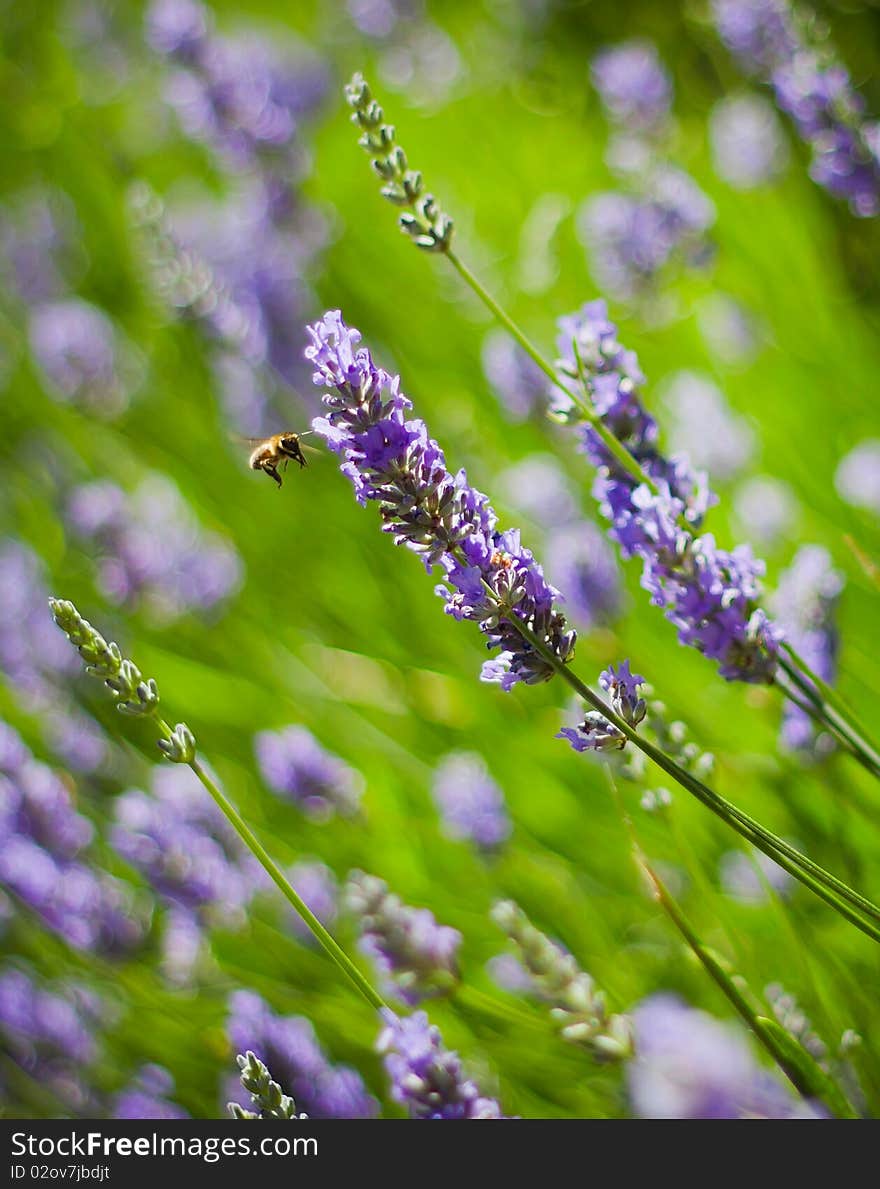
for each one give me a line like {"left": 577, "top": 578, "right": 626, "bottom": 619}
{"left": 491, "top": 900, "right": 634, "bottom": 1061}
{"left": 229, "top": 1051, "right": 305, "bottom": 1120}
{"left": 157, "top": 722, "right": 197, "bottom": 764}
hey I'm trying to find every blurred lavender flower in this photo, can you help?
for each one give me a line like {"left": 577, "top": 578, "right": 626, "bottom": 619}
{"left": 0, "top": 966, "right": 103, "bottom": 1112}
{"left": 835, "top": 439, "right": 880, "bottom": 515}
{"left": 765, "top": 984, "right": 828, "bottom": 1067}
{"left": 307, "top": 311, "right": 576, "bottom": 691}
{"left": 591, "top": 41, "right": 672, "bottom": 133}
{"left": 661, "top": 371, "right": 755, "bottom": 481}
{"left": 544, "top": 521, "right": 623, "bottom": 631}
{"left": 0, "top": 540, "right": 107, "bottom": 772}
{"left": 0, "top": 189, "right": 82, "bottom": 306}
{"left": 254, "top": 725, "right": 364, "bottom": 820}
{"left": 431, "top": 752, "right": 510, "bottom": 850}
{"left": 497, "top": 455, "right": 578, "bottom": 530}
{"left": 345, "top": 871, "right": 461, "bottom": 1003}
{"left": 347, "top": 0, "right": 421, "bottom": 40}
{"left": 226, "top": 990, "right": 378, "bottom": 1118}
{"left": 481, "top": 329, "right": 549, "bottom": 422}
{"left": 772, "top": 545, "right": 843, "bottom": 753}
{"left": 0, "top": 720, "right": 147, "bottom": 953}
{"left": 112, "top": 765, "right": 259, "bottom": 923}
{"left": 556, "top": 301, "right": 780, "bottom": 683}
{"left": 160, "top": 905, "right": 206, "bottom": 986}
{"left": 696, "top": 293, "right": 760, "bottom": 366}
{"left": 491, "top": 900, "right": 634, "bottom": 1059}
{"left": 629, "top": 993, "right": 821, "bottom": 1117}
{"left": 712, "top": 0, "right": 880, "bottom": 216}
{"left": 378, "top": 1009, "right": 505, "bottom": 1118}
{"left": 733, "top": 475, "right": 799, "bottom": 548}
{"left": 578, "top": 169, "right": 715, "bottom": 300}
{"left": 113, "top": 1065, "right": 190, "bottom": 1119}
{"left": 28, "top": 299, "right": 136, "bottom": 418}
{"left": 286, "top": 859, "right": 339, "bottom": 942}
{"left": 67, "top": 475, "right": 242, "bottom": 623}
{"left": 710, "top": 93, "right": 789, "bottom": 189}
{"left": 720, "top": 847, "right": 794, "bottom": 903}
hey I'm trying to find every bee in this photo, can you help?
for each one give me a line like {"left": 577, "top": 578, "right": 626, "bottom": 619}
{"left": 245, "top": 431, "right": 313, "bottom": 488}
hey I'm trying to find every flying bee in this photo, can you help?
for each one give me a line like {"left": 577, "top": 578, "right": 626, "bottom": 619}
{"left": 245, "top": 431, "right": 314, "bottom": 488}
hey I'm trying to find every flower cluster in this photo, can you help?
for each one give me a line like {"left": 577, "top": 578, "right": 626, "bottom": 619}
{"left": 558, "top": 661, "right": 646, "bottom": 754}
{"left": 226, "top": 990, "right": 378, "bottom": 1118}
{"left": 112, "top": 1065, "right": 189, "bottom": 1120}
{"left": 582, "top": 40, "right": 715, "bottom": 299}
{"left": 712, "top": 0, "right": 880, "bottom": 216}
{"left": 0, "top": 541, "right": 106, "bottom": 772}
{"left": 307, "top": 310, "right": 576, "bottom": 690}
{"left": 344, "top": 871, "right": 461, "bottom": 1003}
{"left": 377, "top": 1009, "right": 505, "bottom": 1118}
{"left": 557, "top": 301, "right": 780, "bottom": 683}
{"left": 491, "top": 901, "right": 634, "bottom": 1060}
{"left": 66, "top": 476, "right": 242, "bottom": 623}
{"left": 0, "top": 720, "right": 148, "bottom": 954}
{"left": 772, "top": 545, "right": 843, "bottom": 753}
{"left": 629, "top": 993, "right": 822, "bottom": 1118}
{"left": 228, "top": 1051, "right": 304, "bottom": 1120}
{"left": 431, "top": 751, "right": 511, "bottom": 851}
{"left": 0, "top": 965, "right": 103, "bottom": 1113}
{"left": 254, "top": 725, "right": 364, "bottom": 820}
{"left": 709, "top": 93, "right": 789, "bottom": 189}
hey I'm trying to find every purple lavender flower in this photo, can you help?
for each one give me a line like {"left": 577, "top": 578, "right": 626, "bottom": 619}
{"left": 578, "top": 169, "right": 715, "bottom": 299}
{"left": 710, "top": 93, "right": 789, "bottom": 189}
{"left": 772, "top": 545, "right": 843, "bottom": 753}
{"left": 0, "top": 721, "right": 147, "bottom": 953}
{"left": 286, "top": 859, "right": 338, "bottom": 942}
{"left": 556, "top": 301, "right": 780, "bottom": 684}
{"left": 591, "top": 41, "right": 672, "bottom": 133}
{"left": 0, "top": 966, "right": 102, "bottom": 1112}
{"left": 712, "top": 0, "right": 880, "bottom": 216}
{"left": 497, "top": 455, "right": 578, "bottom": 530}
{"left": 28, "top": 299, "right": 132, "bottom": 417}
{"left": 254, "top": 725, "right": 363, "bottom": 820}
{"left": 226, "top": 990, "right": 378, "bottom": 1118}
{"left": 431, "top": 752, "right": 511, "bottom": 850}
{"left": 112, "top": 765, "right": 258, "bottom": 921}
{"left": 835, "top": 439, "right": 880, "bottom": 515}
{"left": 377, "top": 1009, "right": 505, "bottom": 1118}
{"left": 67, "top": 475, "right": 242, "bottom": 623}
{"left": 113, "top": 1065, "right": 190, "bottom": 1119}
{"left": 307, "top": 311, "right": 576, "bottom": 692}
{"left": 557, "top": 660, "right": 646, "bottom": 754}
{"left": 661, "top": 370, "right": 755, "bottom": 480}
{"left": 719, "top": 847, "right": 794, "bottom": 903}
{"left": 345, "top": 871, "right": 461, "bottom": 1003}
{"left": 629, "top": 993, "right": 822, "bottom": 1118}
{"left": 160, "top": 906, "right": 205, "bottom": 986}
{"left": 0, "top": 189, "right": 81, "bottom": 306}
{"left": 481, "top": 329, "right": 549, "bottom": 422}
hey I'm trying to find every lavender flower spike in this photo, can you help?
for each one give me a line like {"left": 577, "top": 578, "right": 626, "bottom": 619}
{"left": 377, "top": 1009, "right": 506, "bottom": 1119}
{"left": 229, "top": 1051, "right": 305, "bottom": 1120}
{"left": 345, "top": 871, "right": 461, "bottom": 1003}
{"left": 307, "top": 311, "right": 576, "bottom": 690}
{"left": 558, "top": 660, "right": 646, "bottom": 754}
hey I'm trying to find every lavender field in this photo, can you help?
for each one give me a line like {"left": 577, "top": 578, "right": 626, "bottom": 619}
{"left": 2, "top": 0, "right": 880, "bottom": 1121}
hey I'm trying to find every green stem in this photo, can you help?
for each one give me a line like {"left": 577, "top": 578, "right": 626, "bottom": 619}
{"left": 783, "top": 644, "right": 880, "bottom": 768}
{"left": 505, "top": 619, "right": 880, "bottom": 941}
{"left": 153, "top": 720, "right": 386, "bottom": 1012}
{"left": 445, "top": 249, "right": 661, "bottom": 496}
{"left": 778, "top": 655, "right": 880, "bottom": 780}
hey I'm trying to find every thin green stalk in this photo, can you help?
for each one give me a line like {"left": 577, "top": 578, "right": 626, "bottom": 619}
{"left": 445, "top": 249, "right": 661, "bottom": 495}
{"left": 167, "top": 730, "right": 386, "bottom": 1012}
{"left": 783, "top": 643, "right": 880, "bottom": 766}
{"left": 505, "top": 614, "right": 880, "bottom": 941}
{"left": 779, "top": 654, "right": 880, "bottom": 780}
